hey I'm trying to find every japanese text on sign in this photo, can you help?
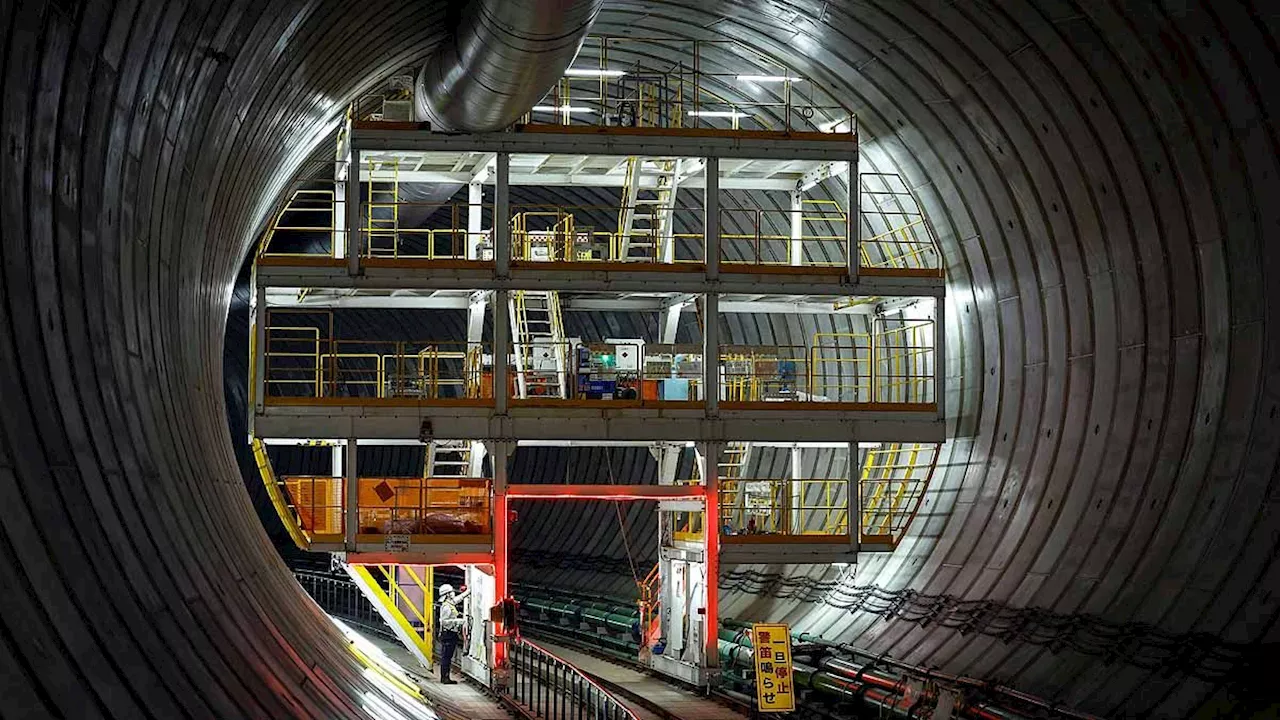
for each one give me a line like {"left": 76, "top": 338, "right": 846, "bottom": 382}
{"left": 752, "top": 623, "right": 795, "bottom": 712}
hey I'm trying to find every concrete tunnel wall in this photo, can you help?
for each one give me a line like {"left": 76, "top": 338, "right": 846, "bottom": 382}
{"left": 3, "top": 1, "right": 1279, "bottom": 718}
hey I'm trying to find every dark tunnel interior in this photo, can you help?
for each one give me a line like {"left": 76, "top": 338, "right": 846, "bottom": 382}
{"left": 3, "top": 1, "right": 1279, "bottom": 718}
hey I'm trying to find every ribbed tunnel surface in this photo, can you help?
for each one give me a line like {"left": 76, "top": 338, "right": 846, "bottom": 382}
{"left": 4, "top": 1, "right": 1279, "bottom": 718}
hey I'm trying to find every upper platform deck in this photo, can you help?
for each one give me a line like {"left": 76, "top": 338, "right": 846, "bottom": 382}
{"left": 255, "top": 124, "right": 943, "bottom": 295}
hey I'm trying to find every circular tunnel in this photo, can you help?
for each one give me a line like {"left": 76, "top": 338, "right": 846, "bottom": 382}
{"left": 2, "top": 2, "right": 1277, "bottom": 718}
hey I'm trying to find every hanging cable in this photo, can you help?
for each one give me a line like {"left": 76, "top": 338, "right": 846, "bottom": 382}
{"left": 603, "top": 445, "right": 642, "bottom": 588}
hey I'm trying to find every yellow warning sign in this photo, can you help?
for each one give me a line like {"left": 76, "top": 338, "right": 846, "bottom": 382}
{"left": 752, "top": 623, "right": 795, "bottom": 712}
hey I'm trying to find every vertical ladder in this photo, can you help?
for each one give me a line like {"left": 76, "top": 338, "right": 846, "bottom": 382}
{"left": 711, "top": 443, "right": 751, "bottom": 531}
{"left": 365, "top": 158, "right": 399, "bottom": 256}
{"left": 425, "top": 440, "right": 472, "bottom": 478}
{"left": 617, "top": 157, "right": 682, "bottom": 262}
{"left": 508, "top": 290, "right": 568, "bottom": 398}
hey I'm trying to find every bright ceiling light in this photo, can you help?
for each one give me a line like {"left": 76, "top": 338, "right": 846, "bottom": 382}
{"left": 564, "top": 68, "right": 626, "bottom": 77}
{"left": 531, "top": 105, "right": 594, "bottom": 114}
{"left": 736, "top": 74, "right": 802, "bottom": 82}
{"left": 688, "top": 110, "right": 748, "bottom": 119}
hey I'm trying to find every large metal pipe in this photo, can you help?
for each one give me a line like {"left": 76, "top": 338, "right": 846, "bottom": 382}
{"left": 416, "top": 0, "right": 604, "bottom": 132}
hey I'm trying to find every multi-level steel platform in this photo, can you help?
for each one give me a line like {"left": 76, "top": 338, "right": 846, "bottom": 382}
{"left": 250, "top": 51, "right": 947, "bottom": 696}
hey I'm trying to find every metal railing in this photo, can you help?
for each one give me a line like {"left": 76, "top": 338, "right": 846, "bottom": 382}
{"left": 261, "top": 327, "right": 931, "bottom": 408}
{"left": 504, "top": 637, "right": 638, "bottom": 720}
{"left": 719, "top": 205, "right": 848, "bottom": 267}
{"left": 510, "top": 342, "right": 704, "bottom": 404}
{"left": 295, "top": 571, "right": 397, "bottom": 642}
{"left": 281, "top": 476, "right": 345, "bottom": 539}
{"left": 719, "top": 478, "right": 849, "bottom": 537}
{"left": 264, "top": 332, "right": 489, "bottom": 401}
{"left": 859, "top": 173, "right": 942, "bottom": 275}
{"left": 807, "top": 319, "right": 936, "bottom": 405}
{"left": 859, "top": 442, "right": 940, "bottom": 548}
{"left": 279, "top": 476, "right": 492, "bottom": 537}
{"left": 510, "top": 204, "right": 705, "bottom": 264}
{"left": 363, "top": 201, "right": 492, "bottom": 261}
{"left": 517, "top": 36, "right": 856, "bottom": 136}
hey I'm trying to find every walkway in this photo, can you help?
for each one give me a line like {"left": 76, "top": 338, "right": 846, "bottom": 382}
{"left": 536, "top": 641, "right": 747, "bottom": 720}
{"left": 352, "top": 628, "right": 510, "bottom": 720}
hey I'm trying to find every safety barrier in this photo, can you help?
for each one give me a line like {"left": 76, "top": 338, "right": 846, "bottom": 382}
{"left": 281, "top": 475, "right": 345, "bottom": 541}
{"left": 510, "top": 204, "right": 704, "bottom": 265}
{"left": 279, "top": 476, "right": 492, "bottom": 538}
{"left": 858, "top": 173, "right": 943, "bottom": 276}
{"left": 503, "top": 637, "right": 638, "bottom": 720}
{"left": 511, "top": 341, "right": 705, "bottom": 404}
{"left": 859, "top": 442, "right": 939, "bottom": 549}
{"left": 704, "top": 442, "right": 940, "bottom": 549}
{"left": 517, "top": 36, "right": 855, "bottom": 136}
{"left": 719, "top": 204, "right": 847, "bottom": 267}
{"left": 261, "top": 327, "right": 931, "bottom": 409}
{"left": 807, "top": 319, "right": 936, "bottom": 405}
{"left": 295, "top": 570, "right": 396, "bottom": 642}
{"left": 263, "top": 331, "right": 488, "bottom": 401}
{"left": 719, "top": 478, "right": 849, "bottom": 537}
{"left": 363, "top": 201, "right": 491, "bottom": 261}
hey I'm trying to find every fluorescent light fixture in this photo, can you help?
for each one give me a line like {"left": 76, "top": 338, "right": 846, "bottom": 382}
{"left": 564, "top": 68, "right": 626, "bottom": 77}
{"left": 736, "top": 74, "right": 801, "bottom": 82}
{"left": 531, "top": 105, "right": 594, "bottom": 114}
{"left": 687, "top": 110, "right": 748, "bottom": 119}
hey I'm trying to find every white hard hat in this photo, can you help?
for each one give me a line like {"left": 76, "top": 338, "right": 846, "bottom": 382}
{"left": 439, "top": 584, "right": 455, "bottom": 597}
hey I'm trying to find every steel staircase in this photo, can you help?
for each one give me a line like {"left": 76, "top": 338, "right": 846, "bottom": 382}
{"left": 617, "top": 157, "right": 682, "bottom": 262}
{"left": 509, "top": 290, "right": 568, "bottom": 398}
{"left": 426, "top": 440, "right": 472, "bottom": 478}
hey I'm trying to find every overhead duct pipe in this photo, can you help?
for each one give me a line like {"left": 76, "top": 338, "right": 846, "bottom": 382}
{"left": 415, "top": 0, "right": 605, "bottom": 132}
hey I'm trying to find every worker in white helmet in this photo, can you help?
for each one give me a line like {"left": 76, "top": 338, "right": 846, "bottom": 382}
{"left": 436, "top": 583, "right": 469, "bottom": 684}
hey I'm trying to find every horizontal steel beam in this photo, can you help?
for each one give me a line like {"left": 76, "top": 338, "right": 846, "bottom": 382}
{"left": 260, "top": 438, "right": 906, "bottom": 449}
{"left": 505, "top": 484, "right": 705, "bottom": 500}
{"left": 361, "top": 169, "right": 797, "bottom": 191}
{"left": 352, "top": 127, "right": 857, "bottom": 162}
{"left": 254, "top": 405, "right": 945, "bottom": 443}
{"left": 256, "top": 264, "right": 945, "bottom": 297}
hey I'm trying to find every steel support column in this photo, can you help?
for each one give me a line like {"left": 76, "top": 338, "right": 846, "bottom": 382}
{"left": 494, "top": 289, "right": 510, "bottom": 414}
{"left": 344, "top": 438, "right": 357, "bottom": 548}
{"left": 700, "top": 441, "right": 720, "bottom": 669}
{"left": 846, "top": 162, "right": 858, "bottom": 282}
{"left": 494, "top": 152, "right": 511, "bottom": 277}
{"left": 347, "top": 147, "right": 361, "bottom": 276}
{"left": 704, "top": 156, "right": 719, "bottom": 279}
{"left": 491, "top": 441, "right": 510, "bottom": 601}
{"left": 467, "top": 182, "right": 484, "bottom": 260}
{"left": 702, "top": 293, "right": 719, "bottom": 415}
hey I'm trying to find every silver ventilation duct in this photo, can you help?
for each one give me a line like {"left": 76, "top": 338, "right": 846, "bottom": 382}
{"left": 416, "top": 0, "right": 605, "bottom": 132}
